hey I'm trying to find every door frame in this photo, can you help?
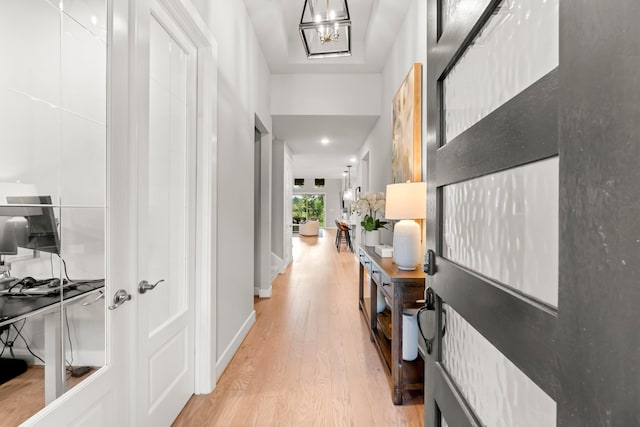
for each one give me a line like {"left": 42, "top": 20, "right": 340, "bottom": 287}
{"left": 132, "top": 0, "right": 218, "bottom": 405}
{"left": 292, "top": 192, "right": 327, "bottom": 229}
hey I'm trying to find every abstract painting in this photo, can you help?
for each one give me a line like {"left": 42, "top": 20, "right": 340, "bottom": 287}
{"left": 392, "top": 63, "right": 422, "bottom": 183}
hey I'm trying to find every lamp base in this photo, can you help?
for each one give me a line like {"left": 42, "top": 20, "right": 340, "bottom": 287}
{"left": 392, "top": 220, "right": 421, "bottom": 271}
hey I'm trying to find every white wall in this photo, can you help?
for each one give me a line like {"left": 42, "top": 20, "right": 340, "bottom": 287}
{"left": 189, "top": 0, "right": 271, "bottom": 372}
{"left": 358, "top": 0, "right": 427, "bottom": 244}
{"left": 271, "top": 73, "right": 381, "bottom": 116}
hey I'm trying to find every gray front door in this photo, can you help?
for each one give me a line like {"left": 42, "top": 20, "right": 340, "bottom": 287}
{"left": 423, "top": 0, "right": 640, "bottom": 425}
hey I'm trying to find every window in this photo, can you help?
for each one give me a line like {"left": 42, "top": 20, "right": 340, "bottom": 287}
{"left": 314, "top": 178, "right": 325, "bottom": 188}
{"left": 294, "top": 178, "right": 304, "bottom": 187}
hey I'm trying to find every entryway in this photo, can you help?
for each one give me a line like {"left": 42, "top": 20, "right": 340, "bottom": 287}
{"left": 173, "top": 229, "right": 423, "bottom": 425}
{"left": 292, "top": 194, "right": 325, "bottom": 235}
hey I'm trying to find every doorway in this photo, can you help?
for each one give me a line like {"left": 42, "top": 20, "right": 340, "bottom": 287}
{"left": 292, "top": 194, "right": 325, "bottom": 233}
{"left": 254, "top": 127, "right": 262, "bottom": 289}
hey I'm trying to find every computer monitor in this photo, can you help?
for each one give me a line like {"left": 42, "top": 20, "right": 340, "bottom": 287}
{"left": 4, "top": 196, "right": 61, "bottom": 255}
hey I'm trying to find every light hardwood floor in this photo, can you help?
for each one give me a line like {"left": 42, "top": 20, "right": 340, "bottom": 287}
{"left": 0, "top": 366, "right": 94, "bottom": 427}
{"left": 173, "top": 230, "right": 424, "bottom": 426}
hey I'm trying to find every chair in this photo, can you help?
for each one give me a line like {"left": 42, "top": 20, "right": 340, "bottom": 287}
{"left": 335, "top": 220, "right": 353, "bottom": 252}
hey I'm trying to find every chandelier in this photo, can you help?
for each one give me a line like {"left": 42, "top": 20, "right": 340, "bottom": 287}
{"left": 299, "top": 0, "right": 351, "bottom": 59}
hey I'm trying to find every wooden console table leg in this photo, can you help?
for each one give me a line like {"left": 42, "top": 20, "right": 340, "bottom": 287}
{"left": 392, "top": 284, "right": 403, "bottom": 405}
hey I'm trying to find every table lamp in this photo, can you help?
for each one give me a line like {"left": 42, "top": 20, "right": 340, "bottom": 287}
{"left": 385, "top": 182, "right": 426, "bottom": 270}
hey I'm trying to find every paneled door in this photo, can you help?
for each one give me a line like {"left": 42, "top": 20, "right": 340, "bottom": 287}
{"left": 424, "top": 0, "right": 560, "bottom": 426}
{"left": 425, "top": 0, "right": 640, "bottom": 425}
{"left": 6, "top": 0, "right": 132, "bottom": 424}
{"left": 136, "top": 0, "right": 197, "bottom": 424}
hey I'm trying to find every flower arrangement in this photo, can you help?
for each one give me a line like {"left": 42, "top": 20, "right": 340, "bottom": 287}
{"left": 356, "top": 192, "right": 388, "bottom": 231}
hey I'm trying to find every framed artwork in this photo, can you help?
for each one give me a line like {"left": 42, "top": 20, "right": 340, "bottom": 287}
{"left": 392, "top": 63, "right": 422, "bottom": 183}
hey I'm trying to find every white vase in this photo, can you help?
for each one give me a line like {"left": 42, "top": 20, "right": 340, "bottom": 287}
{"left": 402, "top": 309, "right": 419, "bottom": 361}
{"left": 376, "top": 286, "right": 387, "bottom": 313}
{"left": 364, "top": 229, "right": 380, "bottom": 247}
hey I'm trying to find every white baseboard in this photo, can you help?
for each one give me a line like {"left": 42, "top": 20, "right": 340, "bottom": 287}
{"left": 216, "top": 310, "right": 256, "bottom": 381}
{"left": 271, "top": 252, "right": 285, "bottom": 280}
{"left": 253, "top": 285, "right": 272, "bottom": 297}
{"left": 279, "top": 256, "right": 292, "bottom": 274}
{"left": 258, "top": 285, "right": 272, "bottom": 298}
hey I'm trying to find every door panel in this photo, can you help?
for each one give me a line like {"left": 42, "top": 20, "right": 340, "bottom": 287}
{"left": 5, "top": 0, "right": 131, "bottom": 424}
{"left": 138, "top": 3, "right": 197, "bottom": 424}
{"left": 442, "top": 305, "right": 556, "bottom": 426}
{"left": 442, "top": 158, "right": 559, "bottom": 306}
{"left": 0, "top": 0, "right": 124, "bottom": 423}
{"left": 146, "top": 16, "right": 189, "bottom": 331}
{"left": 443, "top": 0, "right": 559, "bottom": 142}
{"left": 425, "top": 0, "right": 559, "bottom": 425}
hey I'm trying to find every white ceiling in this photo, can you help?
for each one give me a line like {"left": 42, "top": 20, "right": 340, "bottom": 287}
{"left": 273, "top": 114, "right": 379, "bottom": 179}
{"left": 244, "top": 0, "right": 412, "bottom": 178}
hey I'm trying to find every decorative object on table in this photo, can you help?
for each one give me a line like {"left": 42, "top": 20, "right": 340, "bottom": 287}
{"left": 376, "top": 286, "right": 387, "bottom": 313}
{"left": 298, "top": 0, "right": 351, "bottom": 59}
{"left": 392, "top": 63, "right": 422, "bottom": 184}
{"left": 355, "top": 192, "right": 388, "bottom": 247}
{"left": 402, "top": 308, "right": 419, "bottom": 361}
{"left": 374, "top": 244, "right": 394, "bottom": 258}
{"left": 385, "top": 182, "right": 427, "bottom": 270}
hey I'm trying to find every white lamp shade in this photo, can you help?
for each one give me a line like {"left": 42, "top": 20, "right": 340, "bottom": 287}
{"left": 385, "top": 182, "right": 426, "bottom": 270}
{"left": 385, "top": 182, "right": 426, "bottom": 220}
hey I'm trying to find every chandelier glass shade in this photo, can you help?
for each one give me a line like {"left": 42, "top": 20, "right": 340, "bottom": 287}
{"left": 299, "top": 0, "right": 351, "bottom": 59}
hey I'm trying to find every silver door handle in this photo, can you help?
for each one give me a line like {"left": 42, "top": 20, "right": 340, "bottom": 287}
{"left": 138, "top": 279, "right": 165, "bottom": 294}
{"left": 108, "top": 289, "right": 132, "bottom": 310}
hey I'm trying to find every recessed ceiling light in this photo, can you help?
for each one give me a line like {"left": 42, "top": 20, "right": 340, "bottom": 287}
{"left": 321, "top": 138, "right": 330, "bottom": 145}
{"left": 350, "top": 157, "right": 357, "bottom": 162}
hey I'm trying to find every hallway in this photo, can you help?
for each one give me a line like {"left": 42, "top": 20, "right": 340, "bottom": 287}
{"left": 173, "top": 231, "right": 423, "bottom": 426}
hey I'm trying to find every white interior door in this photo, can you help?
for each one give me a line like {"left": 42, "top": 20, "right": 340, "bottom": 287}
{"left": 136, "top": 2, "right": 197, "bottom": 425}
{"left": 18, "top": 0, "right": 131, "bottom": 424}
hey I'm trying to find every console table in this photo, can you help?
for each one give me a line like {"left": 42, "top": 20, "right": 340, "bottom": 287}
{"left": 358, "top": 246, "right": 425, "bottom": 405}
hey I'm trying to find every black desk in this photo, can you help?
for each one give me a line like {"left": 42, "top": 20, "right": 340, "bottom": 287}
{"left": 0, "top": 281, "right": 104, "bottom": 328}
{"left": 0, "top": 280, "right": 104, "bottom": 403}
